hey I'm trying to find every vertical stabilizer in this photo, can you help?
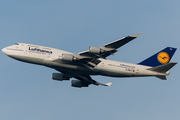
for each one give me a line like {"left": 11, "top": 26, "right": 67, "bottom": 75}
{"left": 139, "top": 47, "right": 177, "bottom": 67}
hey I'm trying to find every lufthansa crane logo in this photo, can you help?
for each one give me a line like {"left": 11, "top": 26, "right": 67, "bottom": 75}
{"left": 157, "top": 52, "right": 169, "bottom": 64}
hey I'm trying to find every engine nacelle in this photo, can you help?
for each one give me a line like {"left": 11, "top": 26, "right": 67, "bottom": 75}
{"left": 61, "top": 54, "right": 74, "bottom": 62}
{"left": 61, "top": 54, "right": 78, "bottom": 62}
{"left": 89, "top": 46, "right": 105, "bottom": 54}
{"left": 71, "top": 80, "right": 89, "bottom": 88}
{"left": 52, "top": 73, "right": 69, "bottom": 81}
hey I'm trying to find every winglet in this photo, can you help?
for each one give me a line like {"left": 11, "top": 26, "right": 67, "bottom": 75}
{"left": 96, "top": 82, "right": 112, "bottom": 86}
{"left": 105, "top": 82, "right": 112, "bottom": 86}
{"left": 130, "top": 33, "right": 141, "bottom": 38}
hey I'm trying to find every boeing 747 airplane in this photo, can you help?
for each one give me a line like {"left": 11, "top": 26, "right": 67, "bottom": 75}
{"left": 2, "top": 33, "right": 177, "bottom": 88}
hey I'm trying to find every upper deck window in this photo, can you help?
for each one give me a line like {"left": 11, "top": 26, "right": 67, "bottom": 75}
{"left": 15, "top": 43, "right": 19, "bottom": 45}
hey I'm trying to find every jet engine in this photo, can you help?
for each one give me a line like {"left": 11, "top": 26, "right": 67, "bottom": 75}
{"left": 61, "top": 54, "right": 78, "bottom": 62}
{"left": 71, "top": 80, "right": 89, "bottom": 88}
{"left": 89, "top": 46, "right": 105, "bottom": 54}
{"left": 52, "top": 73, "right": 69, "bottom": 81}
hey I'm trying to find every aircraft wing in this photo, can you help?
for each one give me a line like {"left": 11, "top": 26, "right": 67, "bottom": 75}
{"left": 78, "top": 33, "right": 141, "bottom": 58}
{"left": 56, "top": 69, "right": 112, "bottom": 87}
{"left": 53, "top": 33, "right": 141, "bottom": 69}
{"left": 73, "top": 74, "right": 112, "bottom": 86}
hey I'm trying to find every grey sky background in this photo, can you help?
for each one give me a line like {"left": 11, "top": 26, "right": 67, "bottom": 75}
{"left": 0, "top": 0, "right": 180, "bottom": 120}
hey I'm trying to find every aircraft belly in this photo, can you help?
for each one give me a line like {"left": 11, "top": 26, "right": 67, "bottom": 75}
{"left": 48, "top": 62, "right": 99, "bottom": 75}
{"left": 7, "top": 54, "right": 96, "bottom": 75}
{"left": 93, "top": 67, "right": 131, "bottom": 77}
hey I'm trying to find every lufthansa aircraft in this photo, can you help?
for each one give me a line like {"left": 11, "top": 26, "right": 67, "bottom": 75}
{"left": 2, "top": 33, "right": 177, "bottom": 88}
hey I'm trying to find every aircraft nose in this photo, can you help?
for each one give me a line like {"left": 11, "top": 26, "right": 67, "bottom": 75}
{"left": 2, "top": 47, "right": 9, "bottom": 55}
{"left": 2, "top": 47, "right": 6, "bottom": 54}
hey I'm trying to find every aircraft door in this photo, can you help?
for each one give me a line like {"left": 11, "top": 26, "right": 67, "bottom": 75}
{"left": 46, "top": 53, "right": 51, "bottom": 58}
{"left": 101, "top": 62, "right": 105, "bottom": 67}
{"left": 136, "top": 69, "right": 139, "bottom": 73}
{"left": 24, "top": 49, "right": 28, "bottom": 54}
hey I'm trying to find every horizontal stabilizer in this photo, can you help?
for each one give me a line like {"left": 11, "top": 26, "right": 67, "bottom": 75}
{"left": 156, "top": 76, "right": 167, "bottom": 80}
{"left": 148, "top": 62, "right": 177, "bottom": 73}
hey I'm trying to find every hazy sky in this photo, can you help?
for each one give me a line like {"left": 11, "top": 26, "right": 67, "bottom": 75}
{"left": 1, "top": 0, "right": 180, "bottom": 120}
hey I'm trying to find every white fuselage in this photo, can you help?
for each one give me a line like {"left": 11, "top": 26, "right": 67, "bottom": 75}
{"left": 2, "top": 43, "right": 168, "bottom": 78}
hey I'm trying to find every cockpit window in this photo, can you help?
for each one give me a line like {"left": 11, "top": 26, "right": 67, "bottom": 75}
{"left": 15, "top": 43, "right": 19, "bottom": 45}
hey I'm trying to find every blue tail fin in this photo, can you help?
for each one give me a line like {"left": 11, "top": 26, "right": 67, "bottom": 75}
{"left": 138, "top": 47, "right": 177, "bottom": 67}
